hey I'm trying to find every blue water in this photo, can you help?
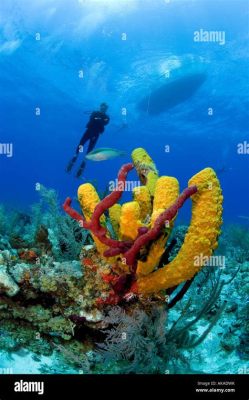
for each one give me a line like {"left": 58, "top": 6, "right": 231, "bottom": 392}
{"left": 0, "top": 0, "right": 248, "bottom": 225}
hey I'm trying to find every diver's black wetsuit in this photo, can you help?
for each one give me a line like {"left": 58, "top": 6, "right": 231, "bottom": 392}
{"left": 67, "top": 111, "right": 110, "bottom": 177}
{"left": 77, "top": 111, "right": 110, "bottom": 154}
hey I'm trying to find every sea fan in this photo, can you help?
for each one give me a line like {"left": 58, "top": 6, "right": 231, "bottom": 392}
{"left": 96, "top": 306, "right": 185, "bottom": 374}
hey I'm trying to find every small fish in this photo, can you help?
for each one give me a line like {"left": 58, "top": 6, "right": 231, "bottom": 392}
{"left": 85, "top": 148, "right": 126, "bottom": 161}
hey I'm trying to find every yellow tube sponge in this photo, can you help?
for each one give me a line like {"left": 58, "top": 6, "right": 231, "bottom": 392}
{"left": 132, "top": 148, "right": 158, "bottom": 196}
{"left": 136, "top": 236, "right": 166, "bottom": 277}
{"left": 119, "top": 201, "right": 143, "bottom": 241}
{"left": 131, "top": 148, "right": 156, "bottom": 171}
{"left": 136, "top": 177, "right": 180, "bottom": 277}
{"left": 146, "top": 171, "right": 158, "bottom": 196}
{"left": 135, "top": 168, "right": 223, "bottom": 294}
{"left": 78, "top": 183, "right": 100, "bottom": 221}
{"left": 151, "top": 176, "right": 180, "bottom": 225}
{"left": 132, "top": 186, "right": 152, "bottom": 222}
{"left": 109, "top": 204, "right": 122, "bottom": 238}
{"left": 77, "top": 183, "right": 107, "bottom": 257}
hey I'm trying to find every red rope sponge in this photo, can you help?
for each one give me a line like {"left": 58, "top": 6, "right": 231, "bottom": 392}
{"left": 123, "top": 185, "right": 197, "bottom": 266}
{"left": 63, "top": 163, "right": 134, "bottom": 251}
{"left": 63, "top": 163, "right": 197, "bottom": 270}
{"left": 85, "top": 163, "right": 134, "bottom": 232}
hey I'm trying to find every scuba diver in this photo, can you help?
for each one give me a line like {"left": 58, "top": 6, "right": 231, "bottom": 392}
{"left": 66, "top": 102, "right": 110, "bottom": 178}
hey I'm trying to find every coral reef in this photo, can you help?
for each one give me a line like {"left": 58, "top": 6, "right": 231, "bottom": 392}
{"left": 5, "top": 148, "right": 247, "bottom": 375}
{"left": 64, "top": 147, "right": 223, "bottom": 303}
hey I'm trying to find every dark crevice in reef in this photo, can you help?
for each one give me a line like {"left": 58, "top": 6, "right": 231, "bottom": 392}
{"left": 158, "top": 238, "right": 177, "bottom": 268}
{"left": 3, "top": 291, "right": 57, "bottom": 308}
{"left": 73, "top": 324, "right": 107, "bottom": 343}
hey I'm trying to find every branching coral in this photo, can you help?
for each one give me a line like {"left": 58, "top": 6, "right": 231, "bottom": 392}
{"left": 63, "top": 148, "right": 223, "bottom": 304}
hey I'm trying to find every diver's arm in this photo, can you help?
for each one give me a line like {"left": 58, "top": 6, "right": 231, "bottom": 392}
{"left": 99, "top": 114, "right": 110, "bottom": 134}
{"left": 103, "top": 115, "right": 110, "bottom": 125}
{"left": 86, "top": 111, "right": 97, "bottom": 128}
